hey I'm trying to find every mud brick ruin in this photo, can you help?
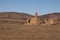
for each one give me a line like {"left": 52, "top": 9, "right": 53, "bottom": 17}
{"left": 24, "top": 12, "right": 57, "bottom": 25}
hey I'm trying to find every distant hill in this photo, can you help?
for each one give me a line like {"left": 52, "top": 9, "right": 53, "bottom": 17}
{"left": 0, "top": 12, "right": 60, "bottom": 24}
{"left": 41, "top": 13, "right": 60, "bottom": 21}
{"left": 0, "top": 12, "right": 33, "bottom": 24}
{"left": 0, "top": 12, "right": 33, "bottom": 20}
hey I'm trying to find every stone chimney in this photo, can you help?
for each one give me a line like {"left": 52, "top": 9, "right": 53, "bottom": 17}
{"left": 35, "top": 12, "right": 38, "bottom": 18}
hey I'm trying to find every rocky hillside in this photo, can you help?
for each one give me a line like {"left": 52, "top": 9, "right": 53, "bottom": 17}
{"left": 0, "top": 12, "right": 33, "bottom": 20}
{"left": 41, "top": 13, "right": 60, "bottom": 21}
{"left": 0, "top": 12, "right": 33, "bottom": 24}
{"left": 0, "top": 12, "right": 60, "bottom": 24}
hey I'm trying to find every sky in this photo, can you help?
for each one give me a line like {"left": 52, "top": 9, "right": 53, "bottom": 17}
{"left": 0, "top": 0, "right": 60, "bottom": 15}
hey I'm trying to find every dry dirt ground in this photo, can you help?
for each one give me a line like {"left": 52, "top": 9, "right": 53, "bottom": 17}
{"left": 0, "top": 22, "right": 60, "bottom": 40}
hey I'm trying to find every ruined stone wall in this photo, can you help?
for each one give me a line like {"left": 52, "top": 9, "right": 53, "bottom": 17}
{"left": 44, "top": 17, "right": 57, "bottom": 25}
{"left": 25, "top": 12, "right": 40, "bottom": 25}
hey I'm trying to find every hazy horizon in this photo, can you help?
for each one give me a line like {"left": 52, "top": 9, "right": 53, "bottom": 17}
{"left": 0, "top": 0, "right": 60, "bottom": 15}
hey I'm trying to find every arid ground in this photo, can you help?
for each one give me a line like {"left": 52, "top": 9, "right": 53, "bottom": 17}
{"left": 0, "top": 22, "right": 60, "bottom": 40}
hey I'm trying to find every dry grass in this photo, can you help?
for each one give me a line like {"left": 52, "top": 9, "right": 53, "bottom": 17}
{"left": 0, "top": 22, "right": 60, "bottom": 40}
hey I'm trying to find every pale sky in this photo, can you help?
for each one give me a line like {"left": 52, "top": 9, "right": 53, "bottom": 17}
{"left": 0, "top": 0, "right": 60, "bottom": 15}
